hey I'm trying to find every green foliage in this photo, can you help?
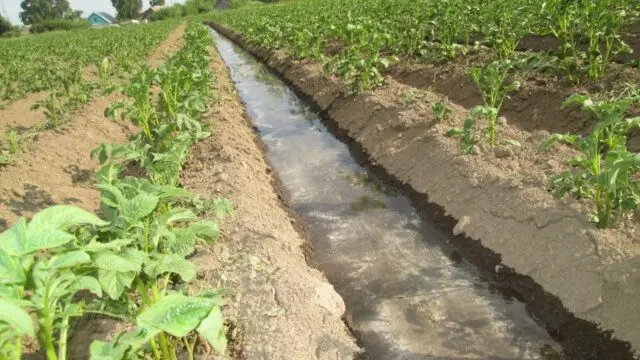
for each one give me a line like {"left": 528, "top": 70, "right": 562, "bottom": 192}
{"left": 19, "top": 0, "right": 78, "bottom": 25}
{"left": 431, "top": 101, "right": 452, "bottom": 122}
{"left": 150, "top": 0, "right": 213, "bottom": 21}
{"left": 150, "top": 0, "right": 166, "bottom": 5}
{"left": 468, "top": 60, "right": 518, "bottom": 147}
{"left": 447, "top": 110, "right": 479, "bottom": 154}
{"left": 150, "top": 6, "right": 184, "bottom": 21}
{"left": 112, "top": 0, "right": 143, "bottom": 21}
{"left": 0, "top": 20, "right": 179, "bottom": 102}
{"left": 0, "top": 16, "right": 11, "bottom": 35}
{"left": 211, "top": 0, "right": 637, "bottom": 88}
{"left": 1, "top": 23, "right": 232, "bottom": 360}
{"left": 0, "top": 206, "right": 107, "bottom": 360}
{"left": 546, "top": 0, "right": 632, "bottom": 82}
{"left": 6, "top": 129, "right": 19, "bottom": 154}
{"left": 29, "top": 19, "right": 91, "bottom": 34}
{"left": 542, "top": 95, "right": 640, "bottom": 228}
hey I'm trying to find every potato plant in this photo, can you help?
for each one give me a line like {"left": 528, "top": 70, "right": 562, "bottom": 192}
{"left": 543, "top": 95, "right": 640, "bottom": 227}
{"left": 0, "top": 23, "right": 232, "bottom": 359}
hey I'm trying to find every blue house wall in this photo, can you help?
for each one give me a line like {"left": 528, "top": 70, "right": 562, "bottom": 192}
{"left": 88, "top": 13, "right": 110, "bottom": 26}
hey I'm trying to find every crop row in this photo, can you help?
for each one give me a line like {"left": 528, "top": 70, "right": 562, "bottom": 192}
{"left": 211, "top": 0, "right": 640, "bottom": 228}
{"left": 0, "top": 23, "right": 231, "bottom": 360}
{"left": 0, "top": 19, "right": 181, "bottom": 102}
{"left": 212, "top": 0, "right": 640, "bottom": 89}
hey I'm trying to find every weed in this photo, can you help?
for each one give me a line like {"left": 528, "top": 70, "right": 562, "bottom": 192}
{"left": 447, "top": 111, "right": 479, "bottom": 154}
{"left": 400, "top": 90, "right": 425, "bottom": 106}
{"left": 6, "top": 130, "right": 19, "bottom": 154}
{"left": 432, "top": 101, "right": 452, "bottom": 122}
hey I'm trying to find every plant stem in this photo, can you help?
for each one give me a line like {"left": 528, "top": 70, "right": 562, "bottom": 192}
{"left": 184, "top": 337, "right": 195, "bottom": 360}
{"left": 14, "top": 336, "right": 21, "bottom": 360}
{"left": 41, "top": 284, "right": 58, "bottom": 360}
{"left": 158, "top": 332, "right": 174, "bottom": 360}
{"left": 149, "top": 337, "right": 162, "bottom": 360}
{"left": 57, "top": 315, "right": 69, "bottom": 360}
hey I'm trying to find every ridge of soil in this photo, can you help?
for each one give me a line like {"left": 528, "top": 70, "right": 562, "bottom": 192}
{"left": 208, "top": 23, "right": 640, "bottom": 360}
{"left": 179, "top": 44, "right": 359, "bottom": 359}
{"left": 0, "top": 23, "right": 186, "bottom": 231}
{"left": 0, "top": 22, "right": 187, "bottom": 146}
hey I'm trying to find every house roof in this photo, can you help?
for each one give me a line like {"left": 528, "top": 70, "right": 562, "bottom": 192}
{"left": 90, "top": 11, "right": 117, "bottom": 24}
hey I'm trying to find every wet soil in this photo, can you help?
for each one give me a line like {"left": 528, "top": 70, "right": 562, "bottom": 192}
{"left": 208, "top": 22, "right": 640, "bottom": 359}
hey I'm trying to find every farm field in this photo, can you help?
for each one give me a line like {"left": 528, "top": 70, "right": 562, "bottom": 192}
{"left": 3, "top": 0, "right": 640, "bottom": 358}
{"left": 0, "top": 14, "right": 353, "bottom": 360}
{"left": 209, "top": 0, "right": 640, "bottom": 357}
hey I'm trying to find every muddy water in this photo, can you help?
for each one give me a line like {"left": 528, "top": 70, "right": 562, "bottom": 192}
{"left": 212, "top": 32, "right": 559, "bottom": 360}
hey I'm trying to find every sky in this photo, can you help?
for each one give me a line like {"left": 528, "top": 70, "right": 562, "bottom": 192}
{"left": 2, "top": 0, "right": 186, "bottom": 25}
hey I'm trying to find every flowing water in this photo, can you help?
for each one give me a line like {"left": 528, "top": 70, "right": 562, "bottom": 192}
{"left": 212, "top": 31, "right": 559, "bottom": 360}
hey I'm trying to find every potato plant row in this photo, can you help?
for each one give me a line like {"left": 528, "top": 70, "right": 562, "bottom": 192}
{"left": 211, "top": 0, "right": 640, "bottom": 228}
{"left": 0, "top": 19, "right": 181, "bottom": 102}
{"left": 0, "top": 23, "right": 231, "bottom": 360}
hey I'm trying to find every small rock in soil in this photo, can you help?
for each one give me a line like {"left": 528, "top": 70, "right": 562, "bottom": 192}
{"left": 314, "top": 282, "right": 346, "bottom": 317}
{"left": 453, "top": 216, "right": 471, "bottom": 236}
{"left": 494, "top": 146, "right": 513, "bottom": 159}
{"left": 497, "top": 116, "right": 507, "bottom": 126}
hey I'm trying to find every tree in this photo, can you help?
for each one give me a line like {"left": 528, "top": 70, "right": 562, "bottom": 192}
{"left": 150, "top": 0, "right": 166, "bottom": 6}
{"left": 111, "top": 0, "right": 143, "bottom": 20}
{"left": 0, "top": 16, "right": 11, "bottom": 35}
{"left": 19, "top": 0, "right": 77, "bottom": 25}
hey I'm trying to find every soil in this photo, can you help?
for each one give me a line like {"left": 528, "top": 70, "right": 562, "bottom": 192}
{"left": 209, "top": 23, "right": 640, "bottom": 359}
{"left": 0, "top": 24, "right": 187, "bottom": 359}
{"left": 179, "top": 43, "right": 359, "bottom": 360}
{"left": 0, "top": 92, "right": 49, "bottom": 138}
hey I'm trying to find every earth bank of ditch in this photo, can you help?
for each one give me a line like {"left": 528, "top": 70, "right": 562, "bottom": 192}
{"left": 207, "top": 22, "right": 640, "bottom": 360}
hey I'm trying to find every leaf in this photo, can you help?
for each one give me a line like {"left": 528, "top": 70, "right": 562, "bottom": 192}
{"left": 94, "top": 251, "right": 143, "bottom": 272}
{"left": 72, "top": 276, "right": 103, "bottom": 297}
{"left": 212, "top": 198, "right": 234, "bottom": 220}
{"left": 23, "top": 229, "right": 75, "bottom": 255}
{"left": 96, "top": 183, "right": 126, "bottom": 209}
{"left": 84, "top": 238, "right": 135, "bottom": 253}
{"left": 137, "top": 294, "right": 215, "bottom": 337}
{"left": 156, "top": 208, "right": 197, "bottom": 226}
{"left": 197, "top": 306, "right": 227, "bottom": 355}
{"left": 144, "top": 254, "right": 196, "bottom": 282}
{"left": 446, "top": 128, "right": 461, "bottom": 137}
{"left": 28, "top": 205, "right": 108, "bottom": 232}
{"left": 503, "top": 139, "right": 521, "bottom": 147}
{"left": 98, "top": 270, "right": 136, "bottom": 300}
{"left": 183, "top": 220, "right": 220, "bottom": 241}
{"left": 0, "top": 298, "right": 34, "bottom": 337}
{"left": 48, "top": 250, "right": 91, "bottom": 269}
{"left": 89, "top": 340, "right": 128, "bottom": 360}
{"left": 0, "top": 250, "right": 25, "bottom": 285}
{"left": 121, "top": 193, "right": 159, "bottom": 223}
{"left": 0, "top": 218, "right": 28, "bottom": 256}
